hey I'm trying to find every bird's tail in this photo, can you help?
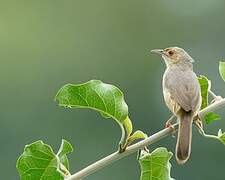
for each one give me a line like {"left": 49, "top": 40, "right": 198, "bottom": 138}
{"left": 176, "top": 111, "right": 193, "bottom": 164}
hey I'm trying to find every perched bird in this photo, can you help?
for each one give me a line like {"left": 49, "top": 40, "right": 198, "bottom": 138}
{"left": 151, "top": 47, "right": 202, "bottom": 164}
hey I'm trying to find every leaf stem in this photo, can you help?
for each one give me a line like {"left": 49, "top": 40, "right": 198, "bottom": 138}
{"left": 67, "top": 98, "right": 225, "bottom": 180}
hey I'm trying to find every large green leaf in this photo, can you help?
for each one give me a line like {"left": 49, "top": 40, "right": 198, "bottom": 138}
{"left": 55, "top": 80, "right": 132, "bottom": 150}
{"left": 16, "top": 139, "right": 73, "bottom": 180}
{"left": 139, "top": 147, "right": 174, "bottom": 180}
{"left": 219, "top": 61, "right": 225, "bottom": 81}
{"left": 55, "top": 80, "right": 128, "bottom": 123}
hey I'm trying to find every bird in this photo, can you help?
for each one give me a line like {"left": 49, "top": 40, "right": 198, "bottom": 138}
{"left": 151, "top": 47, "right": 202, "bottom": 164}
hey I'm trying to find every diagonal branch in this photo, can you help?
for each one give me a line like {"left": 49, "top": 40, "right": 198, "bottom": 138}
{"left": 66, "top": 98, "right": 225, "bottom": 180}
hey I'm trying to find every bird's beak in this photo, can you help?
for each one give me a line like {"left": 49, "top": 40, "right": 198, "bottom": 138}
{"left": 150, "top": 49, "right": 164, "bottom": 55}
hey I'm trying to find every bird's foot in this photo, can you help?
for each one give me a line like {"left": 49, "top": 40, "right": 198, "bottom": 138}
{"left": 165, "top": 115, "right": 176, "bottom": 128}
{"left": 165, "top": 115, "right": 176, "bottom": 136}
{"left": 165, "top": 122, "right": 176, "bottom": 137}
{"left": 194, "top": 114, "right": 204, "bottom": 134}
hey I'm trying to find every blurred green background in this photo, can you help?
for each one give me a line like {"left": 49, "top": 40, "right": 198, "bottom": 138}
{"left": 1, "top": 0, "right": 225, "bottom": 179}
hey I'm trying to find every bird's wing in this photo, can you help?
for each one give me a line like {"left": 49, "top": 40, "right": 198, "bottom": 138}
{"left": 164, "top": 69, "right": 201, "bottom": 112}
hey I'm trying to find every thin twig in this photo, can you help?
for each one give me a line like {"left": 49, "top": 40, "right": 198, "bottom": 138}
{"left": 67, "top": 98, "right": 225, "bottom": 180}
{"left": 208, "top": 90, "right": 218, "bottom": 99}
{"left": 197, "top": 126, "right": 219, "bottom": 140}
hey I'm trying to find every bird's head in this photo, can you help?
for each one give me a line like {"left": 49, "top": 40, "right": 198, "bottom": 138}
{"left": 151, "top": 47, "right": 194, "bottom": 66}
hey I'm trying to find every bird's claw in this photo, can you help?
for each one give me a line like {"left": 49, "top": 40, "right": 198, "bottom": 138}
{"left": 165, "top": 122, "right": 176, "bottom": 136}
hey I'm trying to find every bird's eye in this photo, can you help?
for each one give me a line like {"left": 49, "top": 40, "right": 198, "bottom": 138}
{"left": 168, "top": 51, "right": 174, "bottom": 56}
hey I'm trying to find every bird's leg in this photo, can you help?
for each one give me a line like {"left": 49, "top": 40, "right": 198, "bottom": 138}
{"left": 194, "top": 118, "right": 203, "bottom": 129}
{"left": 193, "top": 114, "right": 203, "bottom": 133}
{"left": 165, "top": 115, "right": 176, "bottom": 128}
{"left": 165, "top": 115, "right": 177, "bottom": 136}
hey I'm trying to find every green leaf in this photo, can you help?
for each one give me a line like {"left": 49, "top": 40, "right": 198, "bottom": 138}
{"left": 55, "top": 80, "right": 128, "bottom": 123}
{"left": 198, "top": 75, "right": 210, "bottom": 109}
{"left": 219, "top": 61, "right": 225, "bottom": 81}
{"left": 218, "top": 129, "right": 225, "bottom": 145}
{"left": 204, "top": 112, "right": 221, "bottom": 124}
{"left": 139, "top": 147, "right": 174, "bottom": 180}
{"left": 56, "top": 80, "right": 132, "bottom": 150}
{"left": 17, "top": 140, "right": 73, "bottom": 180}
{"left": 127, "top": 130, "right": 147, "bottom": 145}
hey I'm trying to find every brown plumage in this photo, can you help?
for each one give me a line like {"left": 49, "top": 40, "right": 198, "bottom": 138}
{"left": 151, "top": 47, "right": 202, "bottom": 164}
